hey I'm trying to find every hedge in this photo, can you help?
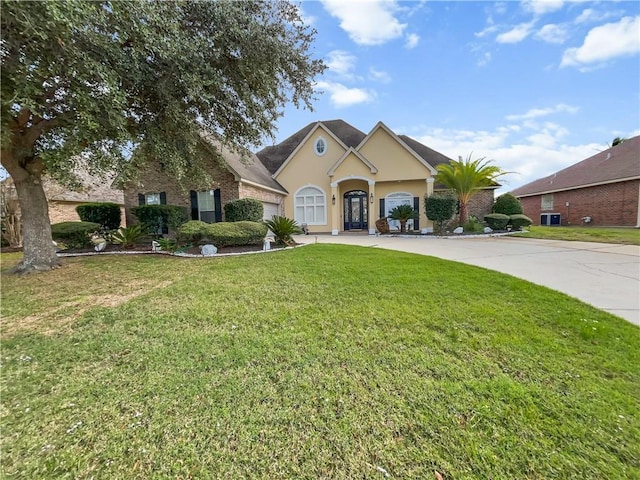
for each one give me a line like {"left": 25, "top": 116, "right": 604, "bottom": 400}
{"left": 224, "top": 198, "right": 264, "bottom": 222}
{"left": 492, "top": 193, "right": 523, "bottom": 215}
{"left": 51, "top": 221, "right": 101, "bottom": 249}
{"left": 75, "top": 202, "right": 121, "bottom": 230}
{"left": 484, "top": 213, "right": 510, "bottom": 230}
{"left": 177, "top": 220, "right": 267, "bottom": 247}
{"left": 509, "top": 214, "right": 533, "bottom": 230}
{"left": 131, "top": 204, "right": 188, "bottom": 235}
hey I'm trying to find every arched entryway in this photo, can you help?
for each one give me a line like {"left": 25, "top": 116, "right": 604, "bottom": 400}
{"left": 343, "top": 190, "right": 368, "bottom": 230}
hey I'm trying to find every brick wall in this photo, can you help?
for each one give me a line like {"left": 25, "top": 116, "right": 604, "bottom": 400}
{"left": 123, "top": 165, "right": 239, "bottom": 226}
{"left": 239, "top": 183, "right": 285, "bottom": 214}
{"left": 468, "top": 189, "right": 497, "bottom": 221}
{"left": 49, "top": 201, "right": 126, "bottom": 226}
{"left": 518, "top": 179, "right": 640, "bottom": 227}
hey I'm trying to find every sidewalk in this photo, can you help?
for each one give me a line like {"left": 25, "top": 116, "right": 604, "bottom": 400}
{"left": 294, "top": 233, "right": 640, "bottom": 326}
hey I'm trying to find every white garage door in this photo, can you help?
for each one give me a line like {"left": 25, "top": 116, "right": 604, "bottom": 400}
{"left": 262, "top": 202, "right": 280, "bottom": 221}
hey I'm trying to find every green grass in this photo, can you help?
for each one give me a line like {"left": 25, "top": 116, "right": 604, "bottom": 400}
{"left": 1, "top": 246, "right": 639, "bottom": 479}
{"left": 514, "top": 225, "right": 640, "bottom": 245}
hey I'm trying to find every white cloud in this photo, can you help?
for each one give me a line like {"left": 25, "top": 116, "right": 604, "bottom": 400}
{"left": 561, "top": 16, "right": 640, "bottom": 68}
{"left": 475, "top": 25, "right": 499, "bottom": 38}
{"left": 368, "top": 68, "right": 391, "bottom": 84}
{"left": 325, "top": 50, "right": 357, "bottom": 79}
{"left": 320, "top": 0, "right": 406, "bottom": 45}
{"left": 522, "top": 0, "right": 565, "bottom": 16}
{"left": 575, "top": 8, "right": 620, "bottom": 25}
{"left": 477, "top": 52, "right": 492, "bottom": 67}
{"left": 535, "top": 24, "right": 569, "bottom": 44}
{"left": 405, "top": 33, "right": 420, "bottom": 49}
{"left": 316, "top": 81, "right": 375, "bottom": 108}
{"left": 496, "top": 21, "right": 536, "bottom": 44}
{"left": 506, "top": 104, "right": 579, "bottom": 121}
{"left": 415, "top": 125, "right": 603, "bottom": 193}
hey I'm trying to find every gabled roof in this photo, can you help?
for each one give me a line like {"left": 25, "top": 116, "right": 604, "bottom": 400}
{"left": 256, "top": 119, "right": 367, "bottom": 174}
{"left": 202, "top": 134, "right": 287, "bottom": 194}
{"left": 511, "top": 135, "right": 640, "bottom": 197}
{"left": 327, "top": 148, "right": 378, "bottom": 176}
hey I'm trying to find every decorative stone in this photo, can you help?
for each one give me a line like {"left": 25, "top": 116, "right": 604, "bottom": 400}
{"left": 200, "top": 244, "right": 218, "bottom": 256}
{"left": 453, "top": 226, "right": 464, "bottom": 234}
{"left": 483, "top": 227, "right": 493, "bottom": 233}
{"left": 94, "top": 241, "right": 107, "bottom": 252}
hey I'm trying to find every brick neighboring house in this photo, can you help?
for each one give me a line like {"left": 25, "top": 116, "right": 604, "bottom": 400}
{"left": 1, "top": 167, "right": 125, "bottom": 225}
{"left": 123, "top": 134, "right": 287, "bottom": 227}
{"left": 510, "top": 136, "right": 640, "bottom": 227}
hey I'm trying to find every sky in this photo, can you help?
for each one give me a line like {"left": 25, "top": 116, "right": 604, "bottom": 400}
{"left": 261, "top": 0, "right": 640, "bottom": 194}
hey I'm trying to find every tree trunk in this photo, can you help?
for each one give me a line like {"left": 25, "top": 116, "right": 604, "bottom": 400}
{"left": 11, "top": 173, "right": 60, "bottom": 273}
{"left": 459, "top": 202, "right": 469, "bottom": 225}
{"left": 400, "top": 219, "right": 407, "bottom": 233}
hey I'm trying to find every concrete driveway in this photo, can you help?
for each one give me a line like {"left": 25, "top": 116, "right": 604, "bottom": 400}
{"left": 294, "top": 233, "right": 640, "bottom": 326}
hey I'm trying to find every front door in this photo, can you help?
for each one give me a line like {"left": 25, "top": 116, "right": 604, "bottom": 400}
{"left": 344, "top": 190, "right": 368, "bottom": 230}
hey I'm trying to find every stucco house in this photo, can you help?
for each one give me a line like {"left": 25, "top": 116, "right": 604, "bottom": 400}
{"left": 257, "top": 120, "right": 496, "bottom": 234}
{"left": 510, "top": 136, "right": 640, "bottom": 227}
{"left": 124, "top": 120, "right": 498, "bottom": 234}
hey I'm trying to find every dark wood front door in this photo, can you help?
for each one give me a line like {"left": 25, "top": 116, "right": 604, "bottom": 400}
{"left": 344, "top": 190, "right": 368, "bottom": 230}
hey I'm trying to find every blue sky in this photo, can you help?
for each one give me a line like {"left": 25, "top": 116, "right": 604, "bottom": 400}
{"left": 263, "top": 0, "right": 640, "bottom": 193}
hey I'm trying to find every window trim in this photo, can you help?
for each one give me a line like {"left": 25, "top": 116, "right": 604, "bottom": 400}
{"left": 314, "top": 137, "right": 327, "bottom": 156}
{"left": 145, "top": 193, "right": 161, "bottom": 205}
{"left": 541, "top": 194, "right": 554, "bottom": 210}
{"left": 294, "top": 185, "right": 327, "bottom": 226}
{"left": 196, "top": 190, "right": 217, "bottom": 223}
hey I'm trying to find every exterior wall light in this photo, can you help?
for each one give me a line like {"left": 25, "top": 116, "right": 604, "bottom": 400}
{"left": 332, "top": 194, "right": 336, "bottom": 205}
{"left": 370, "top": 192, "right": 374, "bottom": 203}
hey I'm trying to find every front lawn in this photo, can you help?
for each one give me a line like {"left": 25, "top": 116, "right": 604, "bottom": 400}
{"left": 514, "top": 225, "right": 640, "bottom": 245}
{"left": 1, "top": 246, "right": 639, "bottom": 479}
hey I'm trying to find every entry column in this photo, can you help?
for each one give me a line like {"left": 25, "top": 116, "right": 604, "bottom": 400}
{"left": 368, "top": 180, "right": 376, "bottom": 235}
{"left": 330, "top": 182, "right": 339, "bottom": 235}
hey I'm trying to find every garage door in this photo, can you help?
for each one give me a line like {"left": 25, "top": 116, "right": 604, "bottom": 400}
{"left": 262, "top": 202, "right": 280, "bottom": 221}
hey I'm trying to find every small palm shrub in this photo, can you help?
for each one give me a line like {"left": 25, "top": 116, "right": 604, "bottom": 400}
{"left": 110, "top": 224, "right": 146, "bottom": 249}
{"left": 388, "top": 204, "right": 417, "bottom": 233}
{"left": 492, "top": 193, "right": 523, "bottom": 215}
{"left": 509, "top": 214, "right": 533, "bottom": 231}
{"left": 224, "top": 198, "right": 264, "bottom": 222}
{"left": 264, "top": 216, "right": 301, "bottom": 245}
{"left": 156, "top": 237, "right": 178, "bottom": 253}
{"left": 51, "top": 221, "right": 101, "bottom": 249}
{"left": 76, "top": 202, "right": 121, "bottom": 230}
{"left": 462, "top": 215, "right": 484, "bottom": 233}
{"left": 484, "top": 213, "right": 510, "bottom": 230}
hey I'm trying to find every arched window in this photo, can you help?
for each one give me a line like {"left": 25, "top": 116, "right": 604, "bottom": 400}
{"left": 294, "top": 186, "right": 326, "bottom": 225}
{"left": 386, "top": 192, "right": 413, "bottom": 230}
{"left": 314, "top": 137, "right": 327, "bottom": 156}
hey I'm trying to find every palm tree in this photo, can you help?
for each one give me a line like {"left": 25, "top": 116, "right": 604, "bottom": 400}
{"left": 388, "top": 204, "right": 416, "bottom": 233}
{"left": 436, "top": 154, "right": 508, "bottom": 225}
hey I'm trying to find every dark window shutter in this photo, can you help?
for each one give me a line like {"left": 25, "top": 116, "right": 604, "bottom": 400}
{"left": 379, "top": 198, "right": 385, "bottom": 218}
{"left": 138, "top": 194, "right": 145, "bottom": 206}
{"left": 214, "top": 189, "right": 222, "bottom": 222}
{"left": 190, "top": 190, "right": 198, "bottom": 220}
{"left": 413, "top": 197, "right": 420, "bottom": 230}
{"left": 160, "top": 192, "right": 167, "bottom": 205}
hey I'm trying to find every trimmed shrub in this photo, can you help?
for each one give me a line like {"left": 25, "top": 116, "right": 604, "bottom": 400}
{"left": 51, "top": 221, "right": 101, "bottom": 249}
{"left": 484, "top": 213, "right": 510, "bottom": 230}
{"left": 76, "top": 202, "right": 121, "bottom": 230}
{"left": 425, "top": 193, "right": 457, "bottom": 234}
{"left": 131, "top": 204, "right": 188, "bottom": 235}
{"left": 509, "top": 214, "right": 533, "bottom": 230}
{"left": 224, "top": 198, "right": 264, "bottom": 222}
{"left": 462, "top": 215, "right": 484, "bottom": 233}
{"left": 492, "top": 193, "right": 523, "bottom": 215}
{"left": 177, "top": 220, "right": 210, "bottom": 244}
{"left": 177, "top": 221, "right": 267, "bottom": 247}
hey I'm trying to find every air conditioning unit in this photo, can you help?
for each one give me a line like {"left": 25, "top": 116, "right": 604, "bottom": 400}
{"left": 540, "top": 213, "right": 561, "bottom": 226}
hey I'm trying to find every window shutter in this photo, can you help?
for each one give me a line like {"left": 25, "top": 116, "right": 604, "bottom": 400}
{"left": 160, "top": 192, "right": 167, "bottom": 205}
{"left": 138, "top": 194, "right": 145, "bottom": 206}
{"left": 189, "top": 190, "right": 198, "bottom": 220}
{"left": 379, "top": 199, "right": 385, "bottom": 218}
{"left": 214, "top": 189, "right": 222, "bottom": 222}
{"left": 413, "top": 197, "right": 420, "bottom": 230}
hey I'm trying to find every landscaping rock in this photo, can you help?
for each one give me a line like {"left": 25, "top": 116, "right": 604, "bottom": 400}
{"left": 453, "top": 226, "right": 464, "bottom": 234}
{"left": 484, "top": 227, "right": 493, "bottom": 233}
{"left": 200, "top": 244, "right": 218, "bottom": 256}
